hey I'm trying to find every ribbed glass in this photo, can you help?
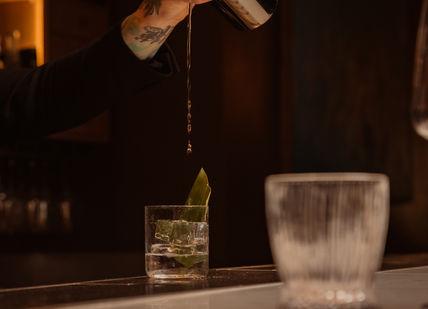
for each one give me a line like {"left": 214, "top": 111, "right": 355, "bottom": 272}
{"left": 265, "top": 173, "right": 389, "bottom": 308}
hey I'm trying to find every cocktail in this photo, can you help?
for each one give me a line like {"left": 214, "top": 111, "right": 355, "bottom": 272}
{"left": 145, "top": 205, "right": 209, "bottom": 279}
{"left": 145, "top": 169, "right": 211, "bottom": 279}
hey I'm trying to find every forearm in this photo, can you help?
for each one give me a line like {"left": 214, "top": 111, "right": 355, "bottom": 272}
{"left": 121, "top": 0, "right": 199, "bottom": 60}
{"left": 121, "top": 12, "right": 177, "bottom": 60}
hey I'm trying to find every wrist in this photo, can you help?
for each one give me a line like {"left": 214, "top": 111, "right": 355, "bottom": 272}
{"left": 134, "top": 4, "right": 188, "bottom": 27}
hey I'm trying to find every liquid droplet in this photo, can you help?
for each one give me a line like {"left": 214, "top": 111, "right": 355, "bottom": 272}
{"left": 186, "top": 141, "right": 193, "bottom": 155}
{"left": 185, "top": 3, "right": 194, "bottom": 156}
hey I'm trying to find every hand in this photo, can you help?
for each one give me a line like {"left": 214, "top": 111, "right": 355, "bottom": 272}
{"left": 122, "top": 0, "right": 211, "bottom": 60}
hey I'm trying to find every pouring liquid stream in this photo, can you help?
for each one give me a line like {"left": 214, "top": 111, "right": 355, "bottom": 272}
{"left": 186, "top": 3, "right": 194, "bottom": 155}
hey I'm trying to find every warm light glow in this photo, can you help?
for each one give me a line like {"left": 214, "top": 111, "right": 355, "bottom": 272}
{"left": 0, "top": 0, "right": 29, "bottom": 3}
{"left": 34, "top": 0, "right": 44, "bottom": 65}
{"left": 0, "top": 0, "right": 44, "bottom": 65}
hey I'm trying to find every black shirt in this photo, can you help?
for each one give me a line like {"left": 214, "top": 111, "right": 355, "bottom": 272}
{"left": 0, "top": 25, "right": 178, "bottom": 141}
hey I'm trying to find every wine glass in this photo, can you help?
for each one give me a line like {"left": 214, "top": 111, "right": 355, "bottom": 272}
{"left": 412, "top": 0, "right": 428, "bottom": 139}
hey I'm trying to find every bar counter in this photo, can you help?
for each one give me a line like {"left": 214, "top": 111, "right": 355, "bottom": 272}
{"left": 0, "top": 254, "right": 427, "bottom": 308}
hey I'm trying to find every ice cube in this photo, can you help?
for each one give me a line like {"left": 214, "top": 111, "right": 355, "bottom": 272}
{"left": 151, "top": 243, "right": 194, "bottom": 255}
{"left": 170, "top": 244, "right": 195, "bottom": 255}
{"left": 151, "top": 244, "right": 170, "bottom": 254}
{"left": 155, "top": 220, "right": 173, "bottom": 242}
{"left": 194, "top": 222, "right": 208, "bottom": 245}
{"left": 171, "top": 220, "right": 194, "bottom": 245}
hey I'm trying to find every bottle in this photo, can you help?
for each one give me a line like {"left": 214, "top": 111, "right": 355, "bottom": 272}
{"left": 213, "top": 0, "right": 278, "bottom": 30}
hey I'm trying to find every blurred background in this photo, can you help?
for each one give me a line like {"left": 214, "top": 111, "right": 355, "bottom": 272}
{"left": 0, "top": 0, "right": 427, "bottom": 288}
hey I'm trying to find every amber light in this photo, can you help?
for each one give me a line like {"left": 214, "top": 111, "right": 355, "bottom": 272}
{"left": 0, "top": 0, "right": 44, "bottom": 65}
{"left": 34, "top": 0, "right": 44, "bottom": 65}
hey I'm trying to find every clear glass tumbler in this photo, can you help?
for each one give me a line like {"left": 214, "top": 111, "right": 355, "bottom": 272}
{"left": 145, "top": 205, "right": 209, "bottom": 279}
{"left": 265, "top": 173, "right": 389, "bottom": 308}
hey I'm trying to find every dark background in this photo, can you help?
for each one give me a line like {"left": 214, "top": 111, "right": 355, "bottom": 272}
{"left": 0, "top": 0, "right": 428, "bottom": 287}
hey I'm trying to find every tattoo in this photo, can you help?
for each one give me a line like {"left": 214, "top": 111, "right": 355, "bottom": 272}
{"left": 135, "top": 25, "right": 173, "bottom": 44}
{"left": 141, "top": 0, "right": 162, "bottom": 17}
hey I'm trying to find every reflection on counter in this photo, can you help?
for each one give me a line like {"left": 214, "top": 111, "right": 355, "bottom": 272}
{"left": 0, "top": 267, "right": 279, "bottom": 307}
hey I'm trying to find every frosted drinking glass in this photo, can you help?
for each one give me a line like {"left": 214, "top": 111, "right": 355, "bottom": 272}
{"left": 265, "top": 173, "right": 389, "bottom": 308}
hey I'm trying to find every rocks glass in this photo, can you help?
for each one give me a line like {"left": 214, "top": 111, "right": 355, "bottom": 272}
{"left": 265, "top": 173, "right": 389, "bottom": 308}
{"left": 145, "top": 206, "right": 209, "bottom": 279}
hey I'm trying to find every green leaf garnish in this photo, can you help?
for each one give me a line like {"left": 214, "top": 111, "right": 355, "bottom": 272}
{"left": 180, "top": 168, "right": 211, "bottom": 222}
{"left": 186, "top": 168, "right": 211, "bottom": 206}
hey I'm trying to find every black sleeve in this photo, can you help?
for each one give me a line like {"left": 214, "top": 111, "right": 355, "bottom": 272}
{"left": 0, "top": 24, "right": 179, "bottom": 141}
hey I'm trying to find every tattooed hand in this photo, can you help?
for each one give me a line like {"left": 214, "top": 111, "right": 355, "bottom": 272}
{"left": 122, "top": 0, "right": 211, "bottom": 60}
